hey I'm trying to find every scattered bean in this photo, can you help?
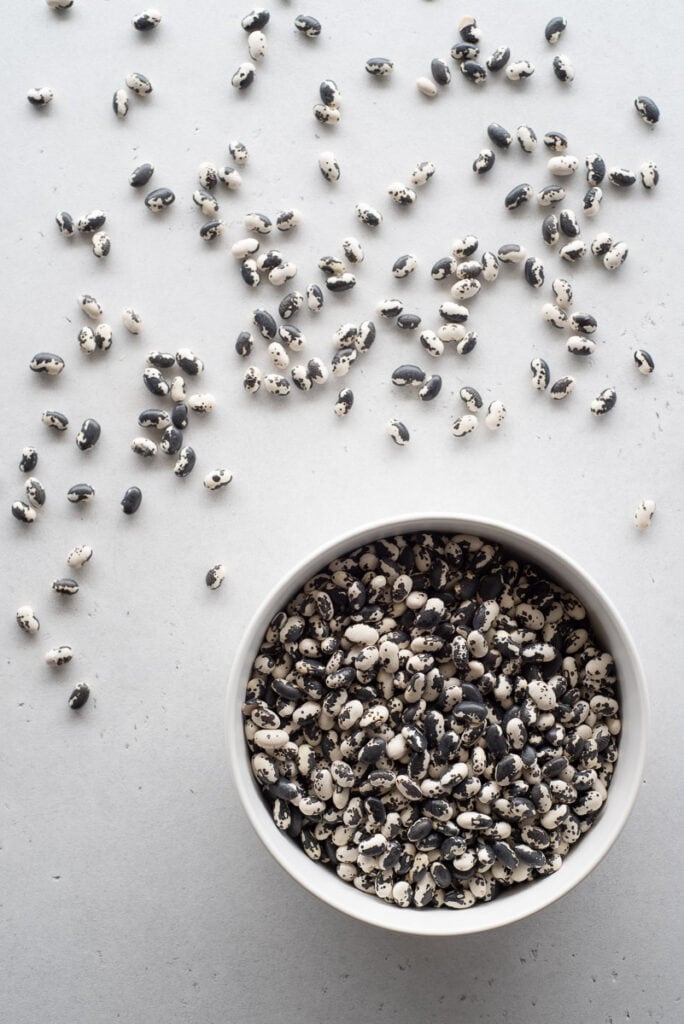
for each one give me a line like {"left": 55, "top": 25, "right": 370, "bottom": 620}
{"left": 25, "top": 477, "right": 46, "bottom": 508}
{"left": 590, "top": 387, "right": 617, "bottom": 416}
{"left": 552, "top": 54, "right": 574, "bottom": 82}
{"left": 11, "top": 501, "right": 36, "bottom": 523}
{"left": 241, "top": 10, "right": 269, "bottom": 32}
{"left": 313, "top": 104, "right": 340, "bottom": 125}
{"left": 567, "top": 335, "right": 596, "bottom": 356}
{"left": 67, "top": 483, "right": 95, "bottom": 502}
{"left": 542, "top": 214, "right": 560, "bottom": 246}
{"left": 497, "top": 243, "right": 526, "bottom": 264}
{"left": 537, "top": 185, "right": 566, "bottom": 206}
{"left": 30, "top": 352, "right": 65, "bottom": 375}
{"left": 608, "top": 167, "right": 636, "bottom": 188}
{"left": 45, "top": 645, "right": 73, "bottom": 666}
{"left": 17, "top": 605, "right": 40, "bottom": 634}
{"left": 160, "top": 425, "right": 183, "bottom": 454}
{"left": 132, "top": 9, "right": 161, "bottom": 31}
{"left": 42, "top": 410, "right": 69, "bottom": 431}
{"left": 634, "top": 499, "right": 656, "bottom": 530}
{"left": 138, "top": 408, "right": 170, "bottom": 430}
{"left": 386, "top": 418, "right": 409, "bottom": 445}
{"left": 487, "top": 46, "right": 511, "bottom": 72}
{"left": 545, "top": 16, "right": 567, "bottom": 43}
{"left": 417, "top": 77, "right": 438, "bottom": 98}
{"left": 590, "top": 232, "right": 613, "bottom": 256}
{"left": 634, "top": 95, "right": 659, "bottom": 126}
{"left": 542, "top": 303, "right": 568, "bottom": 328}
{"left": 506, "top": 60, "right": 535, "bottom": 80}
{"left": 79, "top": 294, "right": 103, "bottom": 320}
{"left": 634, "top": 349, "right": 654, "bottom": 375}
{"left": 559, "top": 240, "right": 586, "bottom": 262}
{"left": 603, "top": 242, "right": 628, "bottom": 270}
{"left": 452, "top": 414, "right": 478, "bottom": 436}
{"left": 145, "top": 187, "right": 175, "bottom": 212}
{"left": 126, "top": 71, "right": 153, "bottom": 95}
{"left": 485, "top": 400, "right": 506, "bottom": 430}
{"left": 52, "top": 578, "right": 79, "bottom": 595}
{"left": 56, "top": 211, "right": 75, "bottom": 237}
{"left": 130, "top": 163, "right": 155, "bottom": 188}
{"left": 472, "top": 149, "right": 495, "bottom": 174}
{"left": 28, "top": 86, "right": 54, "bottom": 107}
{"left": 334, "top": 388, "right": 354, "bottom": 416}
{"left": 67, "top": 544, "right": 93, "bottom": 568}
{"left": 122, "top": 307, "right": 143, "bottom": 334}
{"left": 174, "top": 446, "right": 197, "bottom": 477}
{"left": 121, "top": 486, "right": 142, "bottom": 514}
{"left": 19, "top": 447, "right": 38, "bottom": 473}
{"left": 68, "top": 682, "right": 90, "bottom": 709}
{"left": 550, "top": 376, "right": 575, "bottom": 399}
{"left": 410, "top": 161, "right": 436, "bottom": 187}
{"left": 112, "top": 89, "right": 129, "bottom": 119}
{"left": 530, "top": 356, "right": 551, "bottom": 390}
{"left": 548, "top": 154, "right": 578, "bottom": 176}
{"left": 248, "top": 30, "right": 267, "bottom": 61}
{"left": 263, "top": 373, "right": 291, "bottom": 395}
{"left": 204, "top": 469, "right": 233, "bottom": 490}
{"left": 206, "top": 564, "right": 227, "bottom": 589}
{"left": 639, "top": 161, "right": 659, "bottom": 189}
{"left": 295, "top": 14, "right": 321, "bottom": 37}
{"left": 199, "top": 219, "right": 224, "bottom": 241}
{"left": 569, "top": 313, "right": 597, "bottom": 335}
{"left": 488, "top": 123, "right": 513, "bottom": 149}
{"left": 582, "top": 187, "right": 603, "bottom": 217}
{"left": 516, "top": 124, "right": 537, "bottom": 152}
{"left": 232, "top": 62, "right": 256, "bottom": 90}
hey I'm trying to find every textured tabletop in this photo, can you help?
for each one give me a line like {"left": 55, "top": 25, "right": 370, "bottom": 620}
{"left": 2, "top": 2, "right": 683, "bottom": 1022}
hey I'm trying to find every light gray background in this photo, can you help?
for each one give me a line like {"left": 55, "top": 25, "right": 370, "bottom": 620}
{"left": 2, "top": 2, "right": 683, "bottom": 1022}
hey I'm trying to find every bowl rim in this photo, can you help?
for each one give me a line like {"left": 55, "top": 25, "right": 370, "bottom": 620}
{"left": 225, "top": 513, "right": 649, "bottom": 935}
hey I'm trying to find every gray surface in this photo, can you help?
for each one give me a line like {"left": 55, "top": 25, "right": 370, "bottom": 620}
{"left": 2, "top": 1, "right": 682, "bottom": 1021}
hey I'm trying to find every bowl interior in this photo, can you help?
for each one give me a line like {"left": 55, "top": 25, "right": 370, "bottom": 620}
{"left": 226, "top": 515, "right": 648, "bottom": 936}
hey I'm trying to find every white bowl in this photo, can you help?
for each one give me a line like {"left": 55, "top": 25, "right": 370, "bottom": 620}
{"left": 225, "top": 515, "right": 648, "bottom": 935}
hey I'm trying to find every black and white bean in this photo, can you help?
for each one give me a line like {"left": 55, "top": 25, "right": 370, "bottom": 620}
{"left": 545, "top": 16, "right": 567, "bottom": 43}
{"left": 11, "top": 501, "right": 36, "bottom": 523}
{"left": 530, "top": 356, "right": 550, "bottom": 390}
{"left": 487, "top": 46, "right": 511, "bottom": 72}
{"left": 232, "top": 62, "right": 256, "bottom": 90}
{"left": 130, "top": 163, "right": 155, "bottom": 188}
{"left": 19, "top": 447, "right": 38, "bottom": 473}
{"left": 122, "top": 307, "right": 143, "bottom": 334}
{"left": 607, "top": 167, "right": 636, "bottom": 188}
{"left": 52, "top": 578, "right": 79, "bottom": 595}
{"left": 333, "top": 388, "right": 354, "bottom": 417}
{"left": 125, "top": 71, "right": 153, "bottom": 95}
{"left": 56, "top": 211, "right": 75, "bottom": 237}
{"left": 174, "top": 446, "right": 196, "bottom": 477}
{"left": 42, "top": 410, "right": 69, "bottom": 431}
{"left": 25, "top": 477, "right": 46, "bottom": 508}
{"left": 16, "top": 605, "right": 40, "bottom": 634}
{"left": 206, "top": 564, "right": 227, "bottom": 589}
{"left": 45, "top": 645, "right": 73, "bottom": 666}
{"left": 66, "top": 545, "right": 93, "bottom": 568}
{"left": 30, "top": 352, "right": 65, "bottom": 375}
{"left": 634, "top": 499, "right": 656, "bottom": 530}
{"left": 386, "top": 419, "right": 409, "bottom": 445}
{"left": 67, "top": 483, "right": 95, "bottom": 503}
{"left": 516, "top": 124, "right": 537, "bottom": 152}
{"left": 552, "top": 54, "right": 574, "bottom": 82}
{"left": 112, "top": 89, "right": 129, "bottom": 119}
{"left": 121, "top": 486, "right": 143, "bottom": 514}
{"left": 145, "top": 187, "right": 175, "bottom": 212}
{"left": 548, "top": 155, "right": 578, "bottom": 176}
{"left": 472, "top": 149, "right": 495, "bottom": 174}
{"left": 634, "top": 349, "right": 654, "bottom": 375}
{"left": 590, "top": 387, "right": 617, "bottom": 416}
{"left": 634, "top": 95, "right": 659, "bottom": 126}
{"left": 68, "top": 683, "right": 90, "bottom": 709}
{"left": 28, "top": 86, "right": 54, "bottom": 107}
{"left": 639, "top": 162, "right": 659, "bottom": 189}
{"left": 506, "top": 60, "right": 535, "bottom": 80}
{"left": 550, "top": 375, "right": 575, "bottom": 400}
{"left": 132, "top": 9, "right": 161, "bottom": 31}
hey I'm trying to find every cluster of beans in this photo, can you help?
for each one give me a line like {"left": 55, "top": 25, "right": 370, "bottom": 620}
{"left": 20, "top": 4, "right": 661, "bottom": 720}
{"left": 243, "top": 531, "right": 621, "bottom": 909}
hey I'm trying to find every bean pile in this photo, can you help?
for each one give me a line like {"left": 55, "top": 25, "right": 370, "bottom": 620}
{"left": 243, "top": 531, "right": 620, "bottom": 909}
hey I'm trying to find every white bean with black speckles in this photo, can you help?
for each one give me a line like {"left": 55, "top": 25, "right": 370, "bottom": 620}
{"left": 45, "top": 645, "right": 73, "bottom": 666}
{"left": 263, "top": 373, "right": 291, "bottom": 395}
{"left": 548, "top": 154, "right": 578, "bottom": 176}
{"left": 188, "top": 393, "right": 216, "bottom": 414}
{"left": 387, "top": 183, "right": 416, "bottom": 206}
{"left": 485, "top": 400, "right": 506, "bottom": 430}
{"left": 112, "top": 89, "right": 129, "bottom": 118}
{"left": 480, "top": 251, "right": 499, "bottom": 281}
{"left": 634, "top": 499, "right": 656, "bottom": 530}
{"left": 206, "top": 564, "right": 227, "bottom": 589}
{"left": 66, "top": 544, "right": 92, "bottom": 569}
{"left": 506, "top": 60, "right": 535, "bottom": 80}
{"left": 419, "top": 331, "right": 443, "bottom": 358}
{"left": 203, "top": 469, "right": 233, "bottom": 491}
{"left": 452, "top": 414, "right": 478, "bottom": 437}
{"left": 409, "top": 161, "right": 436, "bottom": 186}
{"left": 126, "top": 71, "right": 153, "bottom": 95}
{"left": 551, "top": 278, "right": 573, "bottom": 308}
{"left": 131, "top": 436, "right": 157, "bottom": 457}
{"left": 17, "top": 606, "right": 40, "bottom": 633}
{"left": 639, "top": 161, "right": 659, "bottom": 189}
{"left": 313, "top": 104, "right": 340, "bottom": 126}
{"left": 530, "top": 357, "right": 550, "bottom": 390}
{"left": 603, "top": 242, "right": 628, "bottom": 270}
{"left": 132, "top": 9, "right": 161, "bottom": 31}
{"left": 451, "top": 279, "right": 481, "bottom": 301}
